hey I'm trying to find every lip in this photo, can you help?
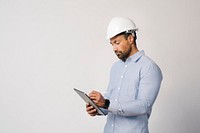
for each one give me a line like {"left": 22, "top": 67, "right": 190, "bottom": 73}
{"left": 115, "top": 52, "right": 121, "bottom": 56}
{"left": 116, "top": 53, "right": 122, "bottom": 58}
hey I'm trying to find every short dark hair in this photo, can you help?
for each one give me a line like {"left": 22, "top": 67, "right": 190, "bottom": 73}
{"left": 116, "top": 31, "right": 137, "bottom": 43}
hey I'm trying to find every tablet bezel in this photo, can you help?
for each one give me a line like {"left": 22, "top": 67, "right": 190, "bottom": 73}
{"left": 74, "top": 88, "right": 106, "bottom": 115}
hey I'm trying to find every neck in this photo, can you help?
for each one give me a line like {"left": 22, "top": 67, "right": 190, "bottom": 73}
{"left": 130, "top": 48, "right": 139, "bottom": 57}
{"left": 129, "top": 43, "right": 139, "bottom": 57}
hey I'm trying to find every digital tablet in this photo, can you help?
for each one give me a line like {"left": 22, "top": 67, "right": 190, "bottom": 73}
{"left": 74, "top": 88, "right": 106, "bottom": 115}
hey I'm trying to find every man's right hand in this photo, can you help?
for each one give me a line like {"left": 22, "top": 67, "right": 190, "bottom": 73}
{"left": 86, "top": 103, "right": 98, "bottom": 116}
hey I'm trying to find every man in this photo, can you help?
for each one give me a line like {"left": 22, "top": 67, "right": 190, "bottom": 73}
{"left": 86, "top": 17, "right": 163, "bottom": 133}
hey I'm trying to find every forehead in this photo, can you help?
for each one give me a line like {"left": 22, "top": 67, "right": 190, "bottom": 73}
{"left": 110, "top": 34, "right": 125, "bottom": 44}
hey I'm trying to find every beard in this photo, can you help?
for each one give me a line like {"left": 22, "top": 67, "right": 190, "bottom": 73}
{"left": 115, "top": 46, "right": 132, "bottom": 62}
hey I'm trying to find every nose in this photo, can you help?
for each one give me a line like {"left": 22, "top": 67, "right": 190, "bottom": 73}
{"left": 113, "top": 45, "right": 117, "bottom": 52}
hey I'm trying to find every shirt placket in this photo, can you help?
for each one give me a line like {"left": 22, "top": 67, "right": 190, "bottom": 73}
{"left": 112, "top": 61, "right": 129, "bottom": 132}
{"left": 118, "top": 62, "right": 128, "bottom": 111}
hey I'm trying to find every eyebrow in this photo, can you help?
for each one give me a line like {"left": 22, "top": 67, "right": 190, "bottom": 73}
{"left": 110, "top": 40, "right": 117, "bottom": 45}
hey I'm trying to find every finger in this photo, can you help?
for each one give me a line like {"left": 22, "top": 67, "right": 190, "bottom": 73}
{"left": 86, "top": 103, "right": 90, "bottom": 107}
{"left": 89, "top": 94, "right": 98, "bottom": 100}
{"left": 86, "top": 103, "right": 93, "bottom": 108}
{"left": 86, "top": 104, "right": 93, "bottom": 111}
{"left": 90, "top": 96, "right": 97, "bottom": 101}
{"left": 86, "top": 106, "right": 91, "bottom": 112}
{"left": 88, "top": 108, "right": 97, "bottom": 115}
{"left": 89, "top": 111, "right": 97, "bottom": 116}
{"left": 91, "top": 90, "right": 98, "bottom": 93}
{"left": 93, "top": 100, "right": 98, "bottom": 104}
{"left": 89, "top": 93, "right": 96, "bottom": 96}
{"left": 89, "top": 90, "right": 100, "bottom": 96}
{"left": 86, "top": 105, "right": 96, "bottom": 113}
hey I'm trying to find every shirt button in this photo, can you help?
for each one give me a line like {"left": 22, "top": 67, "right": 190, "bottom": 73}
{"left": 115, "top": 99, "right": 118, "bottom": 101}
{"left": 112, "top": 124, "right": 114, "bottom": 127}
{"left": 118, "top": 87, "right": 120, "bottom": 90}
{"left": 125, "top": 65, "right": 128, "bottom": 68}
{"left": 121, "top": 75, "right": 123, "bottom": 78}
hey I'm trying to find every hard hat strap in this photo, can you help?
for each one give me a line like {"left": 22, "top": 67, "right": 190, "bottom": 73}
{"left": 125, "top": 30, "right": 135, "bottom": 34}
{"left": 125, "top": 30, "right": 137, "bottom": 37}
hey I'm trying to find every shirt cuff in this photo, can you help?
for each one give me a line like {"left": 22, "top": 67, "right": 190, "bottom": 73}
{"left": 99, "top": 108, "right": 108, "bottom": 115}
{"left": 108, "top": 99, "right": 122, "bottom": 114}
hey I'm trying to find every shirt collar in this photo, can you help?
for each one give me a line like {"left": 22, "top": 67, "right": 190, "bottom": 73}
{"left": 125, "top": 50, "right": 145, "bottom": 63}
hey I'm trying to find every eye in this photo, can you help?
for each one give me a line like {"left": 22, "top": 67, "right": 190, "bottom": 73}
{"left": 115, "top": 42, "right": 120, "bottom": 45}
{"left": 110, "top": 40, "right": 120, "bottom": 46}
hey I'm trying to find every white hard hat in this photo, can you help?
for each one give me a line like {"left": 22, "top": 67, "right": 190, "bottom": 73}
{"left": 106, "top": 17, "right": 138, "bottom": 39}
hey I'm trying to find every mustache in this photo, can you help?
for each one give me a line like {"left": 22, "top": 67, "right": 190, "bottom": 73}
{"left": 115, "top": 51, "right": 123, "bottom": 55}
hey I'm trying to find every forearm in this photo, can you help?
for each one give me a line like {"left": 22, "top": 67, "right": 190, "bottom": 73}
{"left": 108, "top": 99, "right": 150, "bottom": 116}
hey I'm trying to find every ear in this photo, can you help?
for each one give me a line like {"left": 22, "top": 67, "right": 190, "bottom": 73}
{"left": 128, "top": 35, "right": 134, "bottom": 44}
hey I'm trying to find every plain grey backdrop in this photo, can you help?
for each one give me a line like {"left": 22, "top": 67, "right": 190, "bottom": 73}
{"left": 0, "top": 0, "right": 200, "bottom": 133}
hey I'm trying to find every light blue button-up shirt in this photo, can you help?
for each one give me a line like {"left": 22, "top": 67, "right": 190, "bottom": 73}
{"left": 103, "top": 50, "right": 163, "bottom": 133}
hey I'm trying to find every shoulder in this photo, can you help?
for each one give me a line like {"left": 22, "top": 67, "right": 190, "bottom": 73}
{"left": 137, "top": 55, "right": 158, "bottom": 68}
{"left": 139, "top": 55, "right": 162, "bottom": 78}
